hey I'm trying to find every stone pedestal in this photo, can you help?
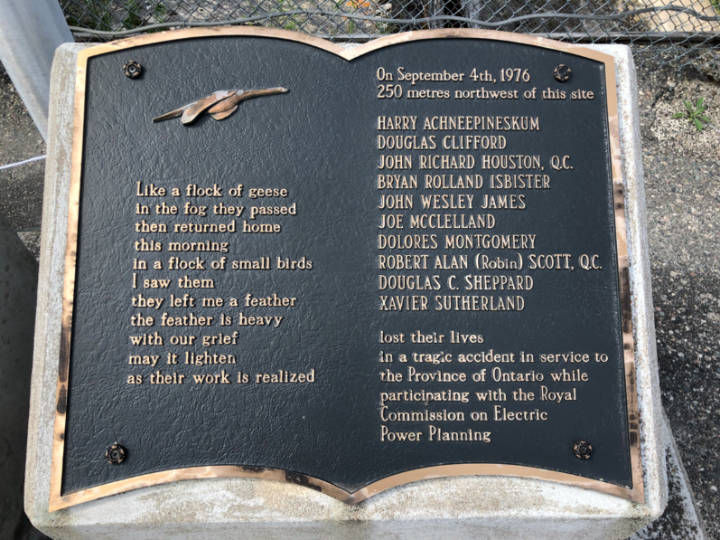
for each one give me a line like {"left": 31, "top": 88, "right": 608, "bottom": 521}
{"left": 26, "top": 40, "right": 666, "bottom": 539}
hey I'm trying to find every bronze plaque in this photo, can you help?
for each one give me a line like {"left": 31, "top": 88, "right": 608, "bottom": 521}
{"left": 50, "top": 28, "right": 642, "bottom": 510}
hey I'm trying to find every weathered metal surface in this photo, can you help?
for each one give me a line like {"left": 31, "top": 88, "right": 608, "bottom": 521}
{"left": 50, "top": 28, "right": 642, "bottom": 510}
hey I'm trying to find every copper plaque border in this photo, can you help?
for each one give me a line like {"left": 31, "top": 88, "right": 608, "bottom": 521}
{"left": 50, "top": 27, "right": 643, "bottom": 511}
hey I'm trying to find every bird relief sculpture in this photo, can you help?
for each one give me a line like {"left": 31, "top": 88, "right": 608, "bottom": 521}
{"left": 153, "top": 87, "right": 288, "bottom": 124}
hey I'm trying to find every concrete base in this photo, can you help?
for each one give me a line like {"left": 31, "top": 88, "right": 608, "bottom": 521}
{"left": 26, "top": 40, "right": 666, "bottom": 539}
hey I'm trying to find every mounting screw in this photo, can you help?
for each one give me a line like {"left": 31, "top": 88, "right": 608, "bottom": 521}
{"left": 105, "top": 443, "right": 127, "bottom": 464}
{"left": 553, "top": 64, "right": 572, "bottom": 82}
{"left": 123, "top": 61, "right": 143, "bottom": 79}
{"left": 573, "top": 440, "right": 593, "bottom": 460}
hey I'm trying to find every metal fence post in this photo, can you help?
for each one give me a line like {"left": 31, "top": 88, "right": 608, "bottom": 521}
{"left": 0, "top": 0, "right": 73, "bottom": 141}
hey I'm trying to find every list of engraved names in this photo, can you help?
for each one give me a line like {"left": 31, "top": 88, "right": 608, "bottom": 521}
{"left": 374, "top": 64, "right": 612, "bottom": 445}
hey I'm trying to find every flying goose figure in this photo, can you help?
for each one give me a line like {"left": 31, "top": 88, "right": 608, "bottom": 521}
{"left": 153, "top": 87, "right": 289, "bottom": 124}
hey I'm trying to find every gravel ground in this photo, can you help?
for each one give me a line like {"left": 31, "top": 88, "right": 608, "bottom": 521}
{"left": 0, "top": 68, "right": 44, "bottom": 256}
{"left": 0, "top": 45, "right": 718, "bottom": 537}
{"left": 636, "top": 60, "right": 720, "bottom": 538}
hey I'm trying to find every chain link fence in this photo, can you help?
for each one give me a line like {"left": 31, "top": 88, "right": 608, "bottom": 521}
{"left": 61, "top": 1, "right": 719, "bottom": 75}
